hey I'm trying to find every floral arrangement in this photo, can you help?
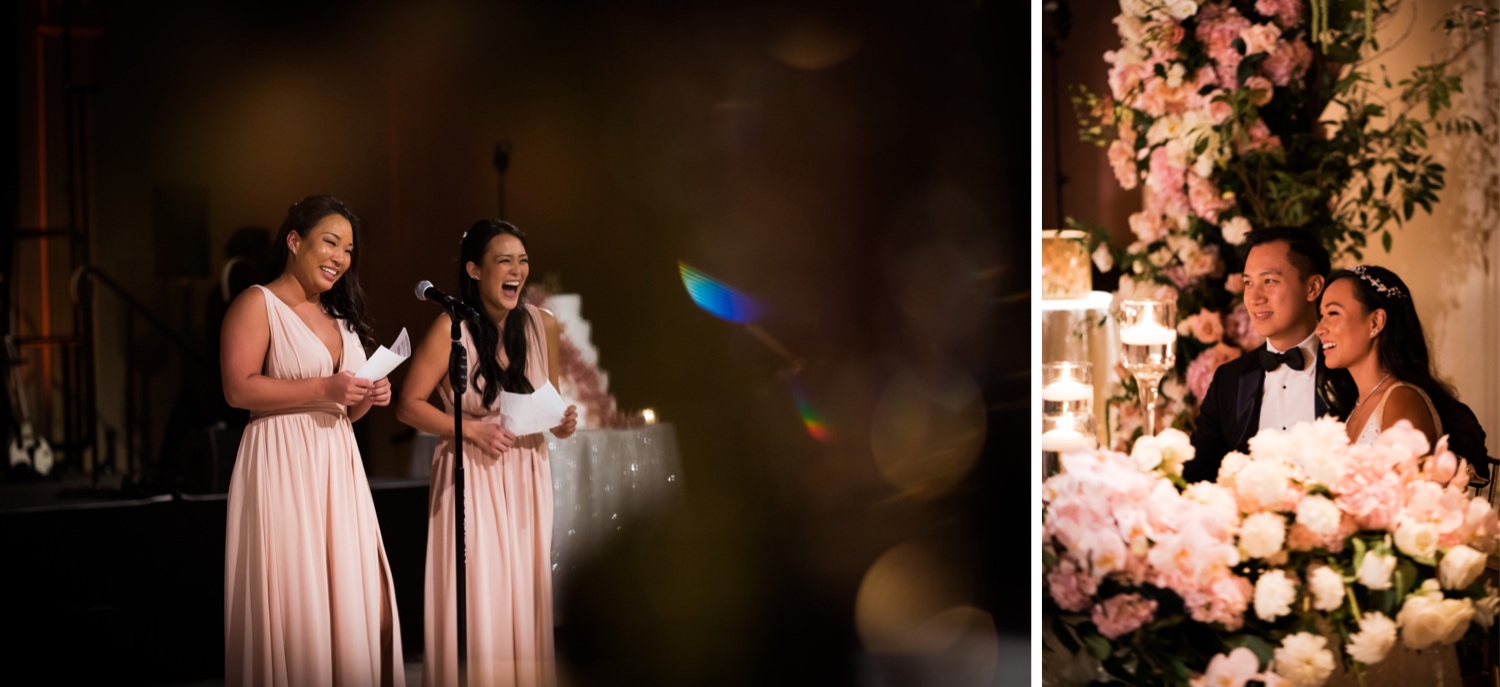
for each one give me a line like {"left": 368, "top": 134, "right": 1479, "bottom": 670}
{"left": 1042, "top": 419, "right": 1500, "bottom": 686}
{"left": 1068, "top": 0, "right": 1496, "bottom": 448}
{"left": 523, "top": 285, "right": 643, "bottom": 430}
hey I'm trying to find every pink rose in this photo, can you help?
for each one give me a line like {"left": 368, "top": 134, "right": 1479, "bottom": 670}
{"left": 1092, "top": 593, "right": 1159, "bottom": 639}
{"left": 1129, "top": 211, "right": 1169, "bottom": 243}
{"left": 1225, "top": 273, "right": 1244, "bottom": 295}
{"left": 1188, "top": 174, "right": 1233, "bottom": 223}
{"left": 1109, "top": 139, "right": 1140, "bottom": 190}
{"left": 1240, "top": 23, "right": 1282, "bottom": 55}
{"left": 1192, "top": 310, "right": 1225, "bottom": 344}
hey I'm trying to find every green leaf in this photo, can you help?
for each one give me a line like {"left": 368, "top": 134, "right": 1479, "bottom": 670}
{"left": 1397, "top": 558, "right": 1420, "bottom": 596}
{"left": 1043, "top": 548, "right": 1057, "bottom": 568}
{"left": 1382, "top": 231, "right": 1392, "bottom": 252}
{"left": 1084, "top": 633, "right": 1112, "bottom": 661}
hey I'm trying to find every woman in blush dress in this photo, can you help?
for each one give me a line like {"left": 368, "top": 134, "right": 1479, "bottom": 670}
{"left": 222, "top": 195, "right": 404, "bottom": 687}
{"left": 395, "top": 219, "right": 576, "bottom": 687}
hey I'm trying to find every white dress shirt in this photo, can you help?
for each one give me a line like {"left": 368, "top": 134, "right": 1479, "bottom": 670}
{"left": 1258, "top": 332, "right": 1320, "bottom": 434}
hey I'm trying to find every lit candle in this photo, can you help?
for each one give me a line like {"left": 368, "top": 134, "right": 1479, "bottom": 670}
{"left": 1119, "top": 323, "right": 1178, "bottom": 346}
{"left": 1041, "top": 379, "right": 1093, "bottom": 402}
{"left": 1040, "top": 428, "right": 1093, "bottom": 453}
{"left": 641, "top": 408, "right": 657, "bottom": 425}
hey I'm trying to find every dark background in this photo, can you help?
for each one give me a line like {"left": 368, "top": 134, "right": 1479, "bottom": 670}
{"left": 3, "top": 0, "right": 1024, "bottom": 684}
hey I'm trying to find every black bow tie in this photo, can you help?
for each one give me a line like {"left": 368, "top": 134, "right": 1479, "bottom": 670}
{"left": 1259, "top": 347, "right": 1306, "bottom": 372}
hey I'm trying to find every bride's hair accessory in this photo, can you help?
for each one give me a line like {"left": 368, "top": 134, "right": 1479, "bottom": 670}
{"left": 1351, "top": 265, "right": 1406, "bottom": 300}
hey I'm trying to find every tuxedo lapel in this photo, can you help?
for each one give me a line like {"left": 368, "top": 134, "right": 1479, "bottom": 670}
{"left": 1233, "top": 358, "right": 1265, "bottom": 453}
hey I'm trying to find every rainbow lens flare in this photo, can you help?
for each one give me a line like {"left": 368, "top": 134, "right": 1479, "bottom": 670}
{"left": 792, "top": 385, "right": 830, "bottom": 442}
{"left": 679, "top": 262, "right": 763, "bottom": 323}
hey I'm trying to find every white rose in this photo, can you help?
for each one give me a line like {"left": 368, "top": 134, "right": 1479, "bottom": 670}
{"left": 1236, "top": 460, "right": 1292, "bottom": 511}
{"left": 1166, "top": 0, "right": 1199, "bottom": 21}
{"left": 1356, "top": 553, "right": 1397, "bottom": 590}
{"left": 1307, "top": 565, "right": 1344, "bottom": 612}
{"left": 1131, "top": 435, "right": 1163, "bottom": 472}
{"left": 1296, "top": 495, "right": 1342, "bottom": 538}
{"left": 1397, "top": 582, "right": 1475, "bottom": 650}
{"left": 1394, "top": 519, "right": 1439, "bottom": 561}
{"left": 1272, "top": 632, "right": 1336, "bottom": 687}
{"left": 1221, "top": 217, "right": 1252, "bottom": 245}
{"left": 1255, "top": 569, "right": 1298, "bottom": 622}
{"left": 1438, "top": 545, "right": 1486, "bottom": 590}
{"left": 1155, "top": 427, "right": 1195, "bottom": 476}
{"left": 1240, "top": 512, "right": 1287, "bottom": 559}
{"left": 1346, "top": 612, "right": 1397, "bottom": 665}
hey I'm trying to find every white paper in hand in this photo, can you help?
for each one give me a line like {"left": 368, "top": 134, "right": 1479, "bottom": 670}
{"left": 500, "top": 381, "right": 569, "bottom": 436}
{"left": 355, "top": 328, "right": 411, "bottom": 380}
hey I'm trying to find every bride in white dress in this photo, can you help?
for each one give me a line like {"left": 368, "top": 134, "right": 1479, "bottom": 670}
{"left": 1314, "top": 265, "right": 1474, "bottom": 686}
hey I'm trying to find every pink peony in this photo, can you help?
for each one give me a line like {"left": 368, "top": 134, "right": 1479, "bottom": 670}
{"left": 1225, "top": 273, "right": 1245, "bottom": 295}
{"left": 1224, "top": 304, "right": 1261, "bottom": 350}
{"left": 1196, "top": 5, "right": 1252, "bottom": 87}
{"left": 1185, "top": 573, "right": 1253, "bottom": 631}
{"left": 1186, "top": 345, "right": 1236, "bottom": 399}
{"left": 1046, "top": 559, "right": 1098, "bottom": 612}
{"left": 1092, "top": 593, "right": 1159, "bottom": 639}
{"left": 1147, "top": 147, "right": 1190, "bottom": 217}
{"left": 1255, "top": 0, "right": 1303, "bottom": 28}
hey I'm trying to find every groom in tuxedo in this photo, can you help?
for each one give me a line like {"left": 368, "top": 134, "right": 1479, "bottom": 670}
{"left": 1185, "top": 227, "right": 1347, "bottom": 483}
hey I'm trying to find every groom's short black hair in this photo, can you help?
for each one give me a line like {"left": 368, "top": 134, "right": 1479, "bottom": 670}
{"left": 1244, "top": 226, "right": 1331, "bottom": 281}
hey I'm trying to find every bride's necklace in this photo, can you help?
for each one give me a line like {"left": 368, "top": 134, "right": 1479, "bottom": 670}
{"left": 1355, "top": 372, "right": 1395, "bottom": 407}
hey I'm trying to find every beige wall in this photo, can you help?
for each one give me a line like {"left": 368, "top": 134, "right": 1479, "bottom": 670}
{"left": 1354, "top": 3, "right": 1500, "bottom": 469}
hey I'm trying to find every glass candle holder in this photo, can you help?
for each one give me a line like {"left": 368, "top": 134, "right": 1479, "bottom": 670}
{"left": 1041, "top": 229, "right": 1092, "bottom": 300}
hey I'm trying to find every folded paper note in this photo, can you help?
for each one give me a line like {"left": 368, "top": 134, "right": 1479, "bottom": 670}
{"left": 355, "top": 328, "right": 411, "bottom": 380}
{"left": 501, "top": 381, "right": 570, "bottom": 436}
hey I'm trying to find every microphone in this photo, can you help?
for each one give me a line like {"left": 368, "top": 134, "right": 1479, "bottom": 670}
{"left": 415, "top": 280, "right": 479, "bottom": 321}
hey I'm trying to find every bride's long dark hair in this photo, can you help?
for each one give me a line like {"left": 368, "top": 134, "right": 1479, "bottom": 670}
{"left": 263, "top": 195, "right": 376, "bottom": 351}
{"left": 1324, "top": 266, "right": 1490, "bottom": 466}
{"left": 459, "top": 220, "right": 535, "bottom": 408}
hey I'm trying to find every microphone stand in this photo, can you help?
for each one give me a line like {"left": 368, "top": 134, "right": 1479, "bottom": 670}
{"left": 446, "top": 310, "right": 470, "bottom": 682}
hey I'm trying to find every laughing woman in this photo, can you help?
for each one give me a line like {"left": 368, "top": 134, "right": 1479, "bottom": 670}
{"left": 395, "top": 219, "right": 576, "bottom": 687}
{"left": 221, "top": 195, "right": 404, "bottom": 687}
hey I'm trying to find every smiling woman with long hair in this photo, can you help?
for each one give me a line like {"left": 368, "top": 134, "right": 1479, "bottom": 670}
{"left": 395, "top": 219, "right": 576, "bottom": 687}
{"left": 221, "top": 195, "right": 404, "bottom": 687}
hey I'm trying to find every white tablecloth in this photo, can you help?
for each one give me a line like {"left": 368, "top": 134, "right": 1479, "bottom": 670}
{"left": 409, "top": 423, "right": 684, "bottom": 623}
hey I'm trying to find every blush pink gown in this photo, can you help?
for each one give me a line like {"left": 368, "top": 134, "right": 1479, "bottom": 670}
{"left": 224, "top": 285, "right": 405, "bottom": 687}
{"left": 424, "top": 304, "right": 555, "bottom": 687}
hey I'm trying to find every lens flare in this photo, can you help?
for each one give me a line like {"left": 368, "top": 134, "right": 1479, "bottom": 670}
{"left": 791, "top": 384, "right": 830, "bottom": 441}
{"left": 679, "top": 262, "right": 763, "bottom": 323}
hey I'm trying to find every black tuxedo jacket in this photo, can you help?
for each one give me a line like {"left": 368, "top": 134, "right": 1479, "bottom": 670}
{"left": 1184, "top": 345, "right": 1339, "bottom": 483}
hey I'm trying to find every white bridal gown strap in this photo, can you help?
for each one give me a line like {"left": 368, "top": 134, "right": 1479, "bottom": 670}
{"left": 1352, "top": 381, "right": 1443, "bottom": 448}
